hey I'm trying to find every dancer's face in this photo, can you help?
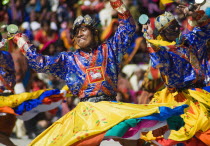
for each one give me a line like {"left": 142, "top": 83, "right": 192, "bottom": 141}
{"left": 161, "top": 20, "right": 181, "bottom": 42}
{"left": 74, "top": 26, "right": 94, "bottom": 50}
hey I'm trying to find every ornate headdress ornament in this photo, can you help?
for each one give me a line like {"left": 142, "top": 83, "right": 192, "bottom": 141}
{"left": 71, "top": 15, "right": 99, "bottom": 38}
{"left": 72, "top": 15, "right": 98, "bottom": 31}
{"left": 155, "top": 12, "right": 175, "bottom": 32}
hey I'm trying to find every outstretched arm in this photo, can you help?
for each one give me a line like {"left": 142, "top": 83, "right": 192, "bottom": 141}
{"left": 12, "top": 33, "right": 69, "bottom": 79}
{"left": 176, "top": 4, "right": 210, "bottom": 52}
{"left": 176, "top": 3, "right": 210, "bottom": 30}
{"left": 106, "top": 0, "right": 136, "bottom": 64}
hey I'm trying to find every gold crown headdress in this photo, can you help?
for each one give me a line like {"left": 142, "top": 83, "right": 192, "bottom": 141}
{"left": 155, "top": 12, "right": 175, "bottom": 32}
{"left": 72, "top": 15, "right": 98, "bottom": 34}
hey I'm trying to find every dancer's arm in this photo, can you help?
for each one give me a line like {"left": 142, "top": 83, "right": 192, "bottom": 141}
{"left": 105, "top": 0, "right": 136, "bottom": 64}
{"left": 13, "top": 33, "right": 70, "bottom": 79}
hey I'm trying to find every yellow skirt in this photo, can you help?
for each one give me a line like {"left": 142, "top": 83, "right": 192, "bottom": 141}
{"left": 149, "top": 88, "right": 210, "bottom": 142}
{"left": 0, "top": 90, "right": 46, "bottom": 108}
{"left": 29, "top": 101, "right": 186, "bottom": 146}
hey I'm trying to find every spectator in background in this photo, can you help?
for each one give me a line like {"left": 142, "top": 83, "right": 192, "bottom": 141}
{"left": 20, "top": 21, "right": 34, "bottom": 41}
{"left": 60, "top": 20, "right": 76, "bottom": 51}
{"left": 8, "top": 0, "right": 25, "bottom": 25}
{"left": 138, "top": 66, "right": 164, "bottom": 104}
{"left": 79, "top": 0, "right": 105, "bottom": 18}
{"left": 34, "top": 20, "right": 58, "bottom": 51}
{"left": 100, "top": 18, "right": 119, "bottom": 41}
{"left": 0, "top": 3, "right": 9, "bottom": 26}
{"left": 124, "top": 0, "right": 140, "bottom": 21}
{"left": 30, "top": 21, "right": 41, "bottom": 47}
{"left": 117, "top": 72, "right": 133, "bottom": 103}
{"left": 99, "top": 0, "right": 114, "bottom": 30}
{"left": 206, "top": 7, "right": 210, "bottom": 18}
{"left": 30, "top": 75, "right": 47, "bottom": 92}
{"left": 57, "top": 1, "right": 74, "bottom": 23}
{"left": 139, "top": 0, "right": 162, "bottom": 17}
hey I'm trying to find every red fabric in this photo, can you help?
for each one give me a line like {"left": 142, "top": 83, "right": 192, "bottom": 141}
{"left": 13, "top": 33, "right": 29, "bottom": 44}
{"left": 13, "top": 33, "right": 22, "bottom": 44}
{"left": 48, "top": 108, "right": 58, "bottom": 115}
{"left": 0, "top": 107, "right": 17, "bottom": 115}
{"left": 185, "top": 137, "right": 207, "bottom": 146}
{"left": 72, "top": 132, "right": 105, "bottom": 146}
{"left": 34, "top": 29, "right": 58, "bottom": 49}
{"left": 156, "top": 138, "right": 181, "bottom": 146}
{"left": 150, "top": 67, "right": 160, "bottom": 79}
{"left": 41, "top": 94, "right": 64, "bottom": 104}
{"left": 195, "top": 130, "right": 210, "bottom": 146}
{"left": 150, "top": 17, "right": 156, "bottom": 31}
{"left": 156, "top": 137, "right": 207, "bottom": 146}
{"left": 34, "top": 30, "right": 48, "bottom": 44}
{"left": 39, "top": 39, "right": 57, "bottom": 53}
{"left": 118, "top": 11, "right": 132, "bottom": 19}
{"left": 110, "top": 0, "right": 123, "bottom": 9}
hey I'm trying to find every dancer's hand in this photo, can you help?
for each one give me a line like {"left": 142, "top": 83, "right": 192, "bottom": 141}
{"left": 108, "top": 0, "right": 127, "bottom": 14}
{"left": 142, "top": 23, "right": 153, "bottom": 35}
{"left": 176, "top": 4, "right": 201, "bottom": 18}
{"left": 0, "top": 39, "right": 6, "bottom": 49}
{"left": 13, "top": 33, "right": 30, "bottom": 49}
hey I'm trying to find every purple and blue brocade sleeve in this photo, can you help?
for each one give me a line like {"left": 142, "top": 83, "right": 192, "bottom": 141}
{"left": 0, "top": 51, "right": 16, "bottom": 90}
{"left": 24, "top": 45, "right": 70, "bottom": 79}
{"left": 106, "top": 0, "right": 136, "bottom": 63}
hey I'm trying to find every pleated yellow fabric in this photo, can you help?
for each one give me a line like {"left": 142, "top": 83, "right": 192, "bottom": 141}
{"left": 146, "top": 39, "right": 176, "bottom": 48}
{"left": 0, "top": 90, "right": 46, "bottom": 108}
{"left": 29, "top": 101, "right": 184, "bottom": 146}
{"left": 150, "top": 88, "right": 210, "bottom": 141}
{"left": 159, "top": 0, "right": 174, "bottom": 10}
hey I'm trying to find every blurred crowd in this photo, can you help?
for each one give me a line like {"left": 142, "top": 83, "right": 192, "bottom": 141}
{"left": 0, "top": 0, "right": 210, "bottom": 140}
